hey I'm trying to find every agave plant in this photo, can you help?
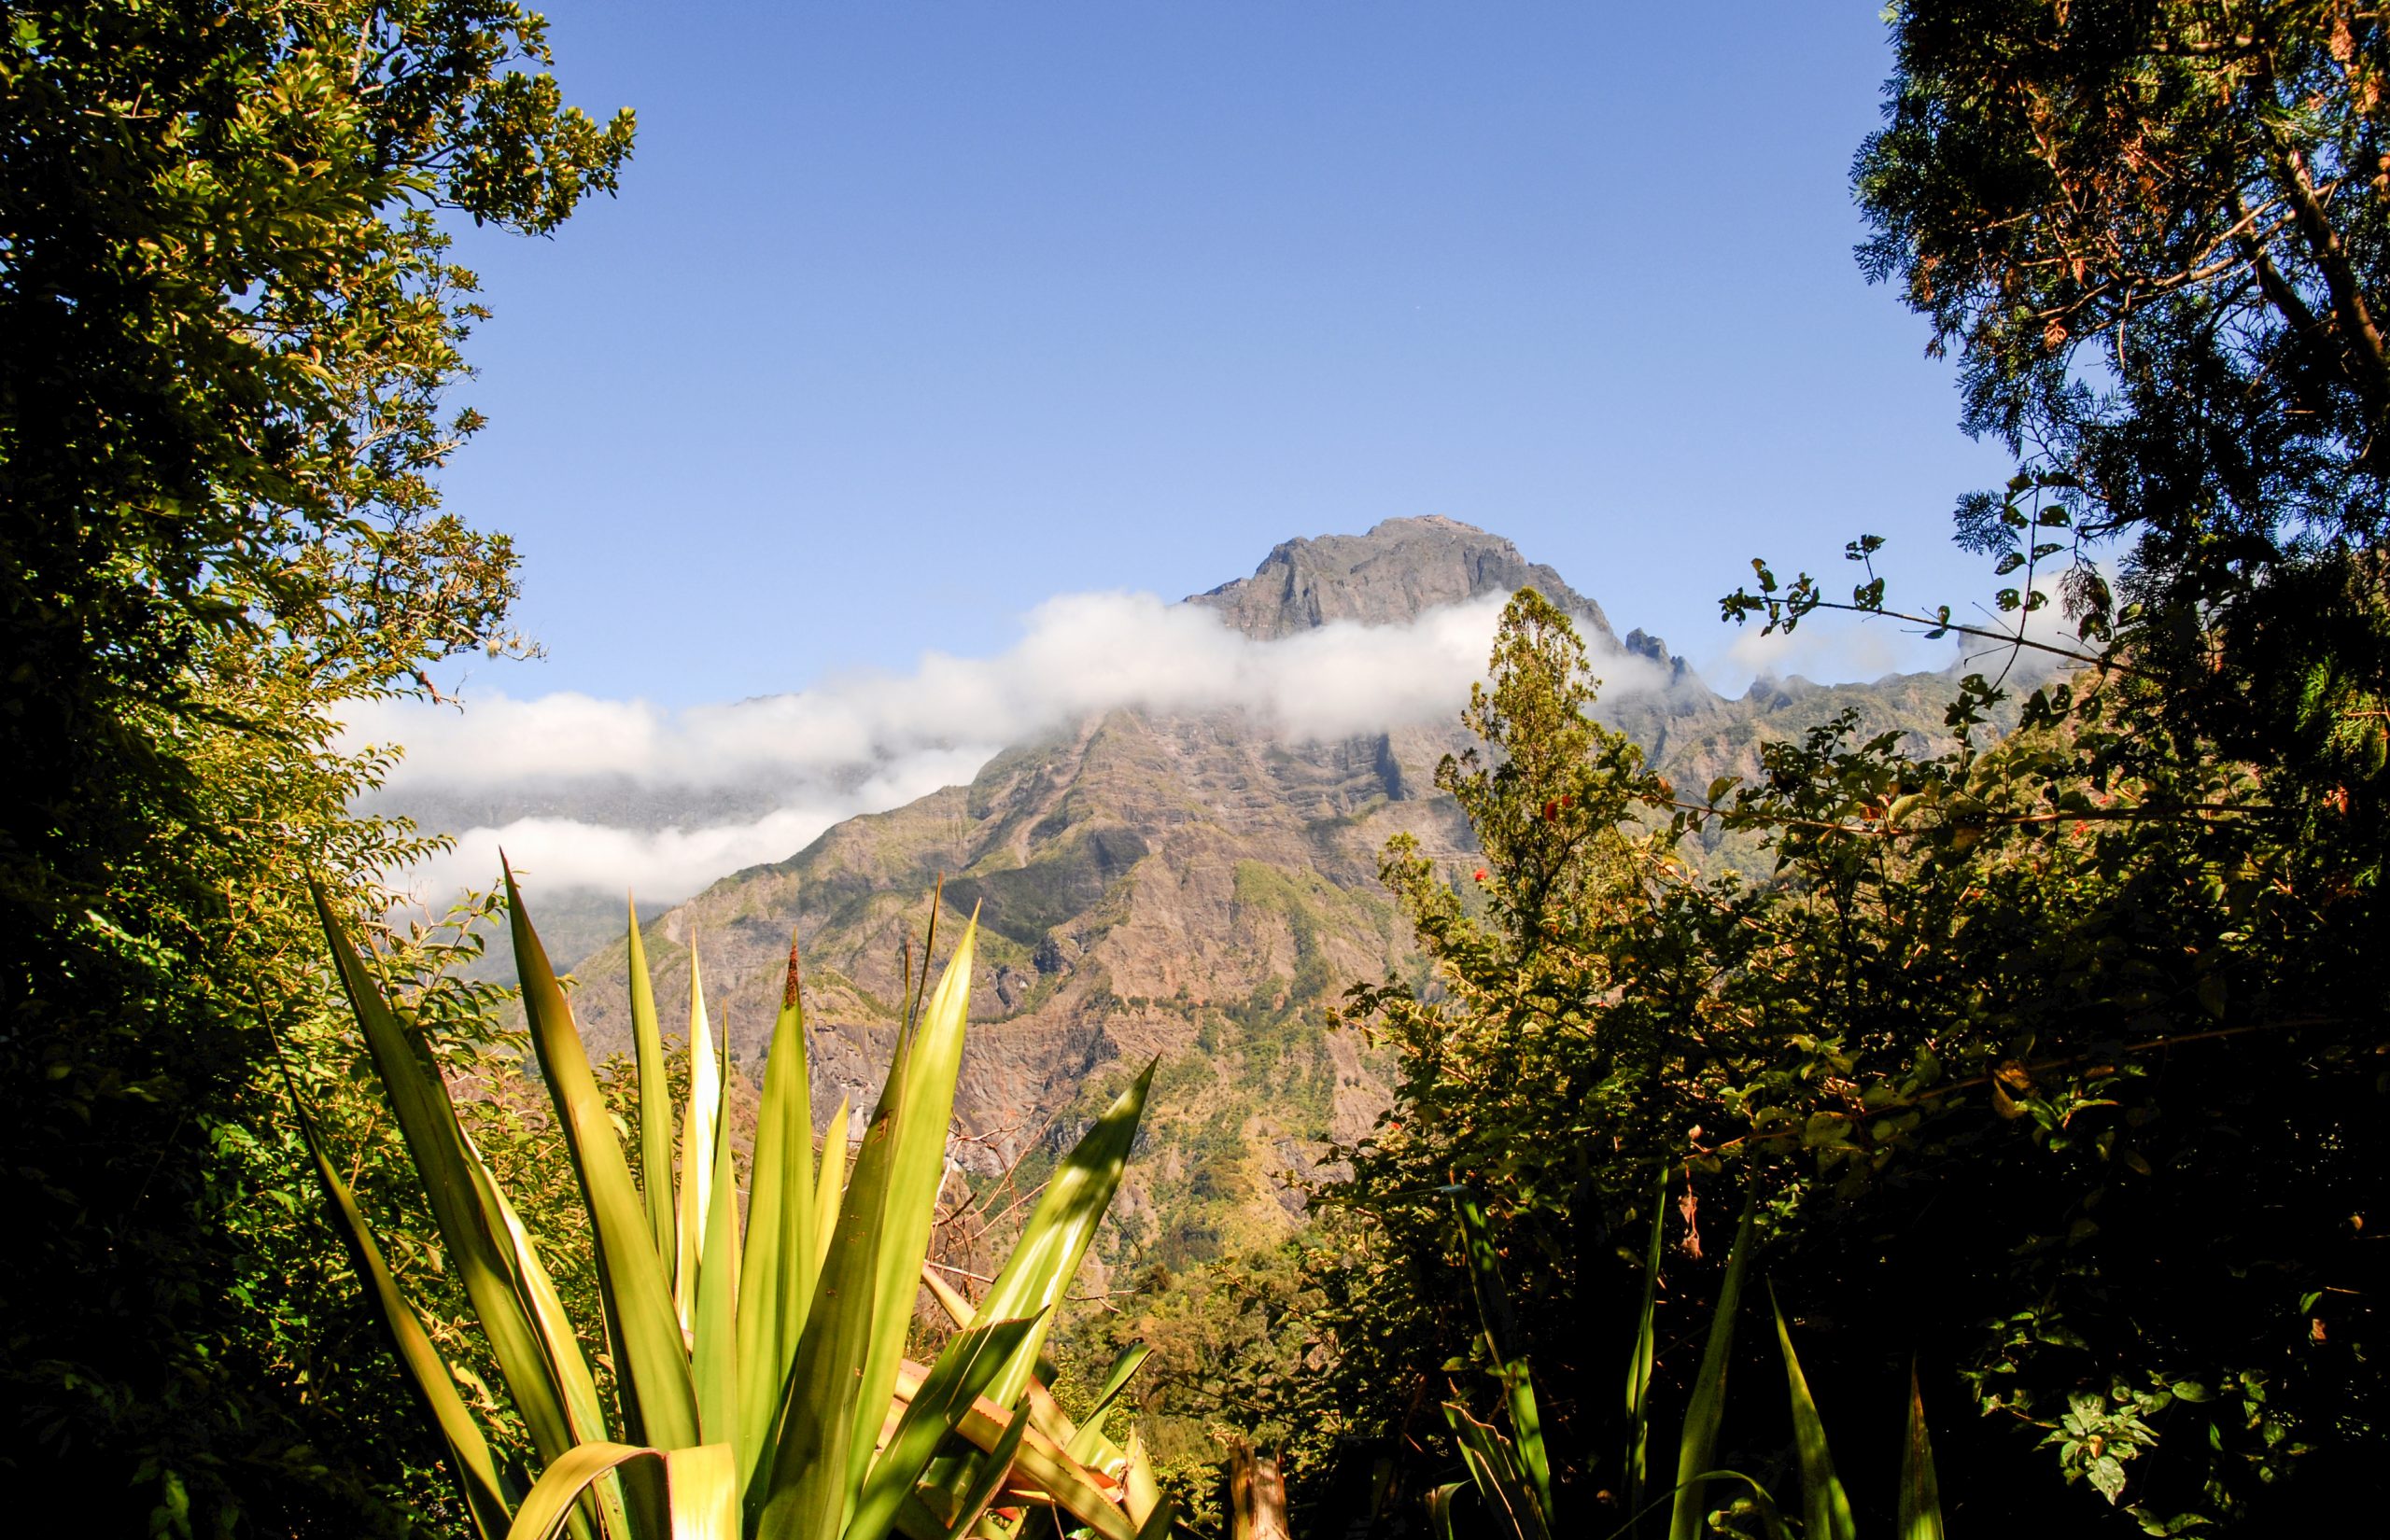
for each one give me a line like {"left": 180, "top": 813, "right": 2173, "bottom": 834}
{"left": 1433, "top": 1172, "right": 1947, "bottom": 1540}
{"left": 291, "top": 868, "right": 1169, "bottom": 1540}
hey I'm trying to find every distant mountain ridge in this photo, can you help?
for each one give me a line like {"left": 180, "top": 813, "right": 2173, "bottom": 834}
{"left": 531, "top": 518, "right": 1985, "bottom": 1279}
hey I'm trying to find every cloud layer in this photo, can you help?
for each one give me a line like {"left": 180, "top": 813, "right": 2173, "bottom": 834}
{"left": 352, "top": 591, "right": 1666, "bottom": 905}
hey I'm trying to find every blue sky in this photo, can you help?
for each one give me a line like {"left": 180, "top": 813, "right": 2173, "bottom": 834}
{"left": 436, "top": 1, "right": 2015, "bottom": 708}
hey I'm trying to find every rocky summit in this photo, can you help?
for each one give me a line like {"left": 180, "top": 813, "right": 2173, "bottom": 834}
{"left": 547, "top": 517, "right": 1980, "bottom": 1273}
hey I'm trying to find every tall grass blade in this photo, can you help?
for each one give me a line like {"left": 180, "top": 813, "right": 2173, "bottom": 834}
{"left": 1425, "top": 1483, "right": 1462, "bottom": 1540}
{"left": 675, "top": 945, "right": 723, "bottom": 1330}
{"left": 286, "top": 1084, "right": 515, "bottom": 1540}
{"left": 1133, "top": 1496, "right": 1176, "bottom": 1540}
{"left": 1626, "top": 1166, "right": 1666, "bottom": 1529}
{"left": 664, "top": 1444, "right": 739, "bottom": 1540}
{"left": 1897, "top": 1363, "right": 1945, "bottom": 1540}
{"left": 1452, "top": 1190, "right": 1552, "bottom": 1527}
{"left": 315, "top": 889, "right": 580, "bottom": 1468}
{"left": 627, "top": 898, "right": 675, "bottom": 1273}
{"left": 1666, "top": 1186, "right": 1757, "bottom": 1540}
{"left": 507, "top": 863, "right": 700, "bottom": 1450}
{"left": 737, "top": 933, "right": 817, "bottom": 1500}
{"left": 1768, "top": 1284, "right": 1855, "bottom": 1540}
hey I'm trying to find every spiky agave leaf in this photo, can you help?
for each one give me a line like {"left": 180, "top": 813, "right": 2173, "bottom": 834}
{"left": 811, "top": 1098, "right": 850, "bottom": 1278}
{"left": 846, "top": 906, "right": 977, "bottom": 1497}
{"left": 675, "top": 944, "right": 724, "bottom": 1330}
{"left": 847, "top": 1315, "right": 1043, "bottom": 1540}
{"left": 736, "top": 933, "right": 817, "bottom": 1503}
{"left": 692, "top": 1092, "right": 743, "bottom": 1449}
{"left": 505, "top": 1442, "right": 738, "bottom": 1540}
{"left": 627, "top": 898, "right": 675, "bottom": 1276}
{"left": 284, "top": 1075, "right": 516, "bottom": 1540}
{"left": 755, "top": 912, "right": 979, "bottom": 1540}
{"left": 1065, "top": 1342, "right": 1155, "bottom": 1465}
{"left": 314, "top": 887, "right": 583, "bottom": 1471}
{"left": 509, "top": 862, "right": 701, "bottom": 1452}
{"left": 466, "top": 1140, "right": 630, "bottom": 1538}
{"left": 964, "top": 1060, "right": 1156, "bottom": 1410}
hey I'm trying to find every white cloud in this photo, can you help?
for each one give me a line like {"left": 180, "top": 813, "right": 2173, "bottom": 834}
{"left": 408, "top": 746, "right": 994, "bottom": 904}
{"left": 350, "top": 591, "right": 1661, "bottom": 905}
{"left": 1708, "top": 617, "right": 1956, "bottom": 693}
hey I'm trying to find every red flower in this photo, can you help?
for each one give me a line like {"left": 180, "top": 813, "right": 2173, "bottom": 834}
{"left": 1473, "top": 868, "right": 1488, "bottom": 883}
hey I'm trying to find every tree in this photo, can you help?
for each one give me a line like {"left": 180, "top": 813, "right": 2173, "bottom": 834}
{"left": 0, "top": 4, "right": 631, "bottom": 1529}
{"left": 1854, "top": 0, "right": 2390, "bottom": 814}
{"left": 1321, "top": 585, "right": 2383, "bottom": 1533}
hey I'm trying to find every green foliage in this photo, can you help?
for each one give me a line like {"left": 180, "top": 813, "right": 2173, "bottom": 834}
{"left": 0, "top": 2, "right": 631, "bottom": 1527}
{"left": 1855, "top": 0, "right": 2390, "bottom": 826}
{"left": 1320, "top": 581, "right": 2383, "bottom": 1533}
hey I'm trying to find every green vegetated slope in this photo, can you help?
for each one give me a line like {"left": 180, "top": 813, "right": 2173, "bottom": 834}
{"left": 545, "top": 519, "right": 1990, "bottom": 1296}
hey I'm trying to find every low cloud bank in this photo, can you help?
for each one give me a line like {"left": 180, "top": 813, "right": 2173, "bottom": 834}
{"left": 354, "top": 591, "right": 1668, "bottom": 906}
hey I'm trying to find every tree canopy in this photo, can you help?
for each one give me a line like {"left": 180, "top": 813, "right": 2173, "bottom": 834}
{"left": 0, "top": 4, "right": 630, "bottom": 1529}
{"left": 1855, "top": 0, "right": 2390, "bottom": 812}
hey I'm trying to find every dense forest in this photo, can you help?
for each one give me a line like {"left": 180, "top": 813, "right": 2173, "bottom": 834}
{"left": 3, "top": 2, "right": 2382, "bottom": 1536}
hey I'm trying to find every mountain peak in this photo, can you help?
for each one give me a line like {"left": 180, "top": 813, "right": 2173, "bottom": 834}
{"left": 1188, "top": 516, "right": 1616, "bottom": 644}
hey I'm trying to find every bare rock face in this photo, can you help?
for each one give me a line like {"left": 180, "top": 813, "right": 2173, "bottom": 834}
{"left": 1188, "top": 514, "right": 1616, "bottom": 644}
{"left": 558, "top": 705, "right": 1467, "bottom": 1269}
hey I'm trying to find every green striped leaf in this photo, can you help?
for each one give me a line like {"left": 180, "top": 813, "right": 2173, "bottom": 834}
{"left": 675, "top": 945, "right": 723, "bottom": 1330}
{"left": 467, "top": 1142, "right": 630, "bottom": 1539}
{"left": 1444, "top": 1401, "right": 1551, "bottom": 1540}
{"left": 754, "top": 1067, "right": 903, "bottom": 1540}
{"left": 929, "top": 1404, "right": 1030, "bottom": 1540}
{"left": 508, "top": 863, "right": 700, "bottom": 1451}
{"left": 692, "top": 1092, "right": 743, "bottom": 1451}
{"left": 627, "top": 900, "right": 676, "bottom": 1278}
{"left": 501, "top": 1442, "right": 691, "bottom": 1540}
{"left": 737, "top": 933, "right": 816, "bottom": 1503}
{"left": 1625, "top": 1166, "right": 1666, "bottom": 1528}
{"left": 848, "top": 914, "right": 979, "bottom": 1495}
{"left": 811, "top": 1098, "right": 850, "bottom": 1280}
{"left": 285, "top": 1083, "right": 514, "bottom": 1540}
{"left": 313, "top": 889, "right": 580, "bottom": 1470}
{"left": 969, "top": 1059, "right": 1154, "bottom": 1410}
{"left": 1065, "top": 1342, "right": 1154, "bottom": 1464}
{"left": 848, "top": 1314, "right": 1042, "bottom": 1540}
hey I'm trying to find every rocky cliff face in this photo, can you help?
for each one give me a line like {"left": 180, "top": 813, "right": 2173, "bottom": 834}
{"left": 540, "top": 518, "right": 1987, "bottom": 1272}
{"left": 558, "top": 706, "right": 1466, "bottom": 1265}
{"left": 1188, "top": 514, "right": 1613, "bottom": 642}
